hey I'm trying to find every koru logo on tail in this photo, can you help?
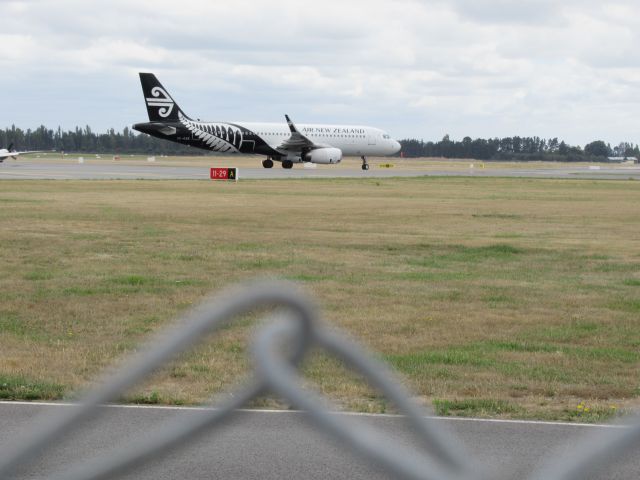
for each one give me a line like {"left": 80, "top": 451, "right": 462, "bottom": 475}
{"left": 146, "top": 87, "right": 174, "bottom": 118}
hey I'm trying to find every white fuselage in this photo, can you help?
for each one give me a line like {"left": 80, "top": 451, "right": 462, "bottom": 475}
{"left": 232, "top": 122, "right": 401, "bottom": 158}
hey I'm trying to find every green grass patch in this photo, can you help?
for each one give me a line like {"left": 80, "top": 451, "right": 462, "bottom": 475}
{"left": 431, "top": 290, "right": 463, "bottom": 302}
{"left": 0, "top": 374, "right": 65, "bottom": 400}
{"left": 451, "top": 243, "right": 524, "bottom": 258}
{"left": 286, "top": 273, "right": 331, "bottom": 282}
{"left": 62, "top": 286, "right": 101, "bottom": 296}
{"left": 408, "top": 243, "right": 525, "bottom": 267}
{"left": 387, "top": 339, "right": 640, "bottom": 382}
{"left": 526, "top": 322, "right": 601, "bottom": 342}
{"left": 190, "top": 364, "right": 212, "bottom": 374}
{"left": 593, "top": 262, "right": 640, "bottom": 273}
{"left": 137, "top": 225, "right": 167, "bottom": 237}
{"left": 571, "top": 346, "right": 640, "bottom": 363}
{"left": 607, "top": 298, "right": 640, "bottom": 313}
{"left": 387, "top": 349, "right": 495, "bottom": 371}
{"left": 61, "top": 275, "right": 203, "bottom": 297}
{"left": 0, "top": 198, "right": 45, "bottom": 204}
{"left": 0, "top": 313, "right": 28, "bottom": 337}
{"left": 0, "top": 312, "right": 54, "bottom": 341}
{"left": 176, "top": 253, "right": 205, "bottom": 262}
{"left": 23, "top": 270, "right": 54, "bottom": 281}
{"left": 501, "top": 363, "right": 574, "bottom": 383}
{"left": 478, "top": 340, "right": 639, "bottom": 363}
{"left": 565, "top": 402, "right": 622, "bottom": 423}
{"left": 483, "top": 293, "right": 514, "bottom": 307}
{"left": 493, "top": 233, "right": 524, "bottom": 239}
{"left": 111, "top": 275, "right": 155, "bottom": 286}
{"left": 395, "top": 270, "right": 475, "bottom": 282}
{"left": 124, "top": 391, "right": 163, "bottom": 404}
{"left": 433, "top": 398, "right": 520, "bottom": 417}
{"left": 482, "top": 340, "right": 559, "bottom": 354}
{"left": 472, "top": 213, "right": 522, "bottom": 219}
{"left": 238, "top": 258, "right": 292, "bottom": 269}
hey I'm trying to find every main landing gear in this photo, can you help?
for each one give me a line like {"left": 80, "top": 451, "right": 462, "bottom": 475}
{"left": 262, "top": 157, "right": 293, "bottom": 169}
{"left": 361, "top": 156, "right": 369, "bottom": 171}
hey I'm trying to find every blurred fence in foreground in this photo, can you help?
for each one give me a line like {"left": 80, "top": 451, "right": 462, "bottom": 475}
{"left": 0, "top": 281, "right": 638, "bottom": 479}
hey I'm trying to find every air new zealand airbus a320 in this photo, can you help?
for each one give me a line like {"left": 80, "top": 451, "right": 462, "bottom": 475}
{"left": 133, "top": 73, "right": 401, "bottom": 170}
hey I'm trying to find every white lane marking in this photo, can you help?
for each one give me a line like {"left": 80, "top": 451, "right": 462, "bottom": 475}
{"left": 0, "top": 401, "right": 628, "bottom": 429}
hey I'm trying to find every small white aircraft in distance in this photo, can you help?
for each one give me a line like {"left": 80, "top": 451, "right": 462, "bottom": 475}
{"left": 133, "top": 73, "right": 401, "bottom": 170}
{"left": 0, "top": 144, "right": 50, "bottom": 163}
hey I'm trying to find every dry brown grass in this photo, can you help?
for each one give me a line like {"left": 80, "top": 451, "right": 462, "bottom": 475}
{"left": 1, "top": 176, "right": 639, "bottom": 420}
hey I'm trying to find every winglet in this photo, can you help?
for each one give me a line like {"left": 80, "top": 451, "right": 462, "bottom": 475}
{"left": 7, "top": 143, "right": 14, "bottom": 152}
{"left": 278, "top": 115, "right": 318, "bottom": 152}
{"left": 285, "top": 114, "right": 298, "bottom": 134}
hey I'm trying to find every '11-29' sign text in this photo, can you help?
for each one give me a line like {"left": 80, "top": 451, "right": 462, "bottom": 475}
{"left": 210, "top": 168, "right": 238, "bottom": 181}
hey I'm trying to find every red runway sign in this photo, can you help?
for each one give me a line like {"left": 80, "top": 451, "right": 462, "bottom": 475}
{"left": 210, "top": 167, "right": 238, "bottom": 181}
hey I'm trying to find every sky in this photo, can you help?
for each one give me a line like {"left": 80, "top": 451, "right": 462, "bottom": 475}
{"left": 1, "top": 0, "right": 638, "bottom": 145}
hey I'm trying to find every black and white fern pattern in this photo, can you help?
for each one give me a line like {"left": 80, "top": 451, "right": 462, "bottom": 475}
{"left": 180, "top": 113, "right": 244, "bottom": 153}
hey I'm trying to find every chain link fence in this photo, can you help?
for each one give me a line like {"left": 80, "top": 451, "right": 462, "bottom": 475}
{"left": 0, "top": 281, "right": 638, "bottom": 479}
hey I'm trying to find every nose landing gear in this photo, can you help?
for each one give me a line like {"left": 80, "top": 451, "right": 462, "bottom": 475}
{"left": 361, "top": 156, "right": 369, "bottom": 171}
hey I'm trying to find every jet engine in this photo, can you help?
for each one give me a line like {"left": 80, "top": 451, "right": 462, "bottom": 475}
{"left": 303, "top": 148, "right": 343, "bottom": 164}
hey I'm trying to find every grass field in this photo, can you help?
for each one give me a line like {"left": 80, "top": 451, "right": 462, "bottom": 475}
{"left": 1, "top": 175, "right": 639, "bottom": 421}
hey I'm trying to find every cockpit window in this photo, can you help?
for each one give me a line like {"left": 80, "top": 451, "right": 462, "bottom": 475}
{"left": 382, "top": 134, "right": 391, "bottom": 139}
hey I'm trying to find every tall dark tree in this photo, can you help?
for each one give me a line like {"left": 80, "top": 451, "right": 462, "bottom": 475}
{"left": 584, "top": 140, "right": 610, "bottom": 157}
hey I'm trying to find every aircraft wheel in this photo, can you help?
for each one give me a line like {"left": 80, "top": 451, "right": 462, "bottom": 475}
{"left": 282, "top": 160, "right": 294, "bottom": 169}
{"left": 362, "top": 164, "right": 369, "bottom": 171}
{"left": 262, "top": 159, "right": 274, "bottom": 168}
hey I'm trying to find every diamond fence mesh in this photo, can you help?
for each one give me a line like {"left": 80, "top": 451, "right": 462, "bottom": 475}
{"left": 0, "top": 281, "right": 637, "bottom": 479}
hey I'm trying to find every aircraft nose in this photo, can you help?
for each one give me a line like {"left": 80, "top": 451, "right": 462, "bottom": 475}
{"left": 393, "top": 140, "right": 401, "bottom": 154}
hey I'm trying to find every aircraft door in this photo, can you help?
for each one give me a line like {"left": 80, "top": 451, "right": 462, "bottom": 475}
{"left": 368, "top": 134, "right": 376, "bottom": 145}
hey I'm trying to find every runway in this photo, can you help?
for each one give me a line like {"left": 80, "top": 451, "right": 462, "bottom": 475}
{"left": 0, "top": 402, "right": 637, "bottom": 479}
{"left": 2, "top": 159, "right": 640, "bottom": 180}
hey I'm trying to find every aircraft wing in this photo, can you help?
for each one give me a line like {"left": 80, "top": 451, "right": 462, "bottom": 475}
{"left": 277, "top": 115, "right": 328, "bottom": 152}
{"left": 15, "top": 150, "right": 48, "bottom": 156}
{"left": 1, "top": 143, "right": 50, "bottom": 158}
{"left": 0, "top": 149, "right": 53, "bottom": 162}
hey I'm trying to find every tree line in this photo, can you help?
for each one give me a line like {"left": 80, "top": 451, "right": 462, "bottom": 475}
{"left": 2, "top": 125, "right": 639, "bottom": 161}
{"left": 0, "top": 125, "right": 197, "bottom": 155}
{"left": 400, "top": 136, "right": 640, "bottom": 161}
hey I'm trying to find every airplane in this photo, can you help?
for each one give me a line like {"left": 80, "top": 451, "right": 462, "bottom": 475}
{"left": 132, "top": 73, "right": 401, "bottom": 170}
{"left": 0, "top": 144, "right": 49, "bottom": 163}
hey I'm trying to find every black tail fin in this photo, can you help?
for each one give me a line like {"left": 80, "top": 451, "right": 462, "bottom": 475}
{"left": 139, "top": 73, "right": 188, "bottom": 122}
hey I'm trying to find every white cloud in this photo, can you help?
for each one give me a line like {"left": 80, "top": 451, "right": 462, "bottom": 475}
{"left": 0, "top": 0, "right": 639, "bottom": 145}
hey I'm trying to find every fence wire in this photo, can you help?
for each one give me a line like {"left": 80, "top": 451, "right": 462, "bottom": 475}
{"left": 0, "top": 280, "right": 637, "bottom": 479}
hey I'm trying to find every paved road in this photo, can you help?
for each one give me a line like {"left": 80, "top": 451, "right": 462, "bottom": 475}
{"left": 2, "top": 161, "right": 640, "bottom": 180}
{"left": 0, "top": 402, "right": 636, "bottom": 479}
